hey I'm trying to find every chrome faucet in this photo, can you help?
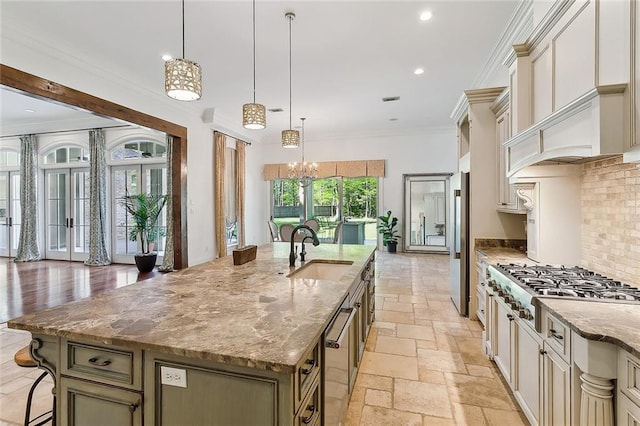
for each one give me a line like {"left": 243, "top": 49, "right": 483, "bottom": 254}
{"left": 289, "top": 225, "right": 320, "bottom": 267}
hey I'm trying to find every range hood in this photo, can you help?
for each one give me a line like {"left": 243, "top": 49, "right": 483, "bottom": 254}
{"left": 504, "top": 84, "right": 627, "bottom": 177}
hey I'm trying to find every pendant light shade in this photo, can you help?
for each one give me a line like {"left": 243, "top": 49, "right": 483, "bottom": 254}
{"left": 281, "top": 129, "right": 300, "bottom": 148}
{"left": 165, "top": 58, "right": 202, "bottom": 101}
{"left": 282, "top": 12, "right": 299, "bottom": 148}
{"left": 165, "top": 0, "right": 202, "bottom": 101}
{"left": 242, "top": 0, "right": 266, "bottom": 129}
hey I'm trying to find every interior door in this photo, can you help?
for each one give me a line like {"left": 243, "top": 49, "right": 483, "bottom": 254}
{"left": 45, "top": 168, "right": 90, "bottom": 261}
{"left": 0, "top": 171, "right": 21, "bottom": 257}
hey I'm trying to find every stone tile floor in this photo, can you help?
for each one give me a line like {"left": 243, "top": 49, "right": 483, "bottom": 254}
{"left": 0, "top": 252, "right": 527, "bottom": 425}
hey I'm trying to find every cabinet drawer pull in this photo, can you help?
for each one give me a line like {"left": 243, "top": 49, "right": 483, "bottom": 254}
{"left": 301, "top": 404, "right": 318, "bottom": 424}
{"left": 539, "top": 349, "right": 547, "bottom": 355}
{"left": 300, "top": 358, "right": 316, "bottom": 375}
{"left": 506, "top": 314, "right": 515, "bottom": 321}
{"left": 549, "top": 329, "right": 563, "bottom": 340}
{"left": 88, "top": 356, "right": 112, "bottom": 367}
{"left": 129, "top": 401, "right": 140, "bottom": 413}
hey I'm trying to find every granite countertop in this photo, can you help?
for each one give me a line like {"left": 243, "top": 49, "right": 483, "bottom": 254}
{"left": 8, "top": 243, "right": 375, "bottom": 374}
{"left": 476, "top": 247, "right": 534, "bottom": 266}
{"left": 538, "top": 298, "right": 640, "bottom": 358}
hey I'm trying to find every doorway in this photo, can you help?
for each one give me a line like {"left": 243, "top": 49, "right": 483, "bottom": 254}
{"left": 44, "top": 168, "right": 90, "bottom": 261}
{"left": 403, "top": 174, "right": 451, "bottom": 253}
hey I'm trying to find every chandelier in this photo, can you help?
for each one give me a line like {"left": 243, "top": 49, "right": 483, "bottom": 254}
{"left": 281, "top": 12, "right": 299, "bottom": 148}
{"left": 242, "top": 0, "right": 266, "bottom": 129}
{"left": 288, "top": 117, "right": 317, "bottom": 185}
{"left": 165, "top": 0, "right": 202, "bottom": 101}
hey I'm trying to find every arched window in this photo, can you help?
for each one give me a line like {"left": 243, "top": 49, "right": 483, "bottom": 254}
{"left": 0, "top": 149, "right": 20, "bottom": 167}
{"left": 43, "top": 146, "right": 90, "bottom": 165}
{"left": 111, "top": 141, "right": 165, "bottom": 161}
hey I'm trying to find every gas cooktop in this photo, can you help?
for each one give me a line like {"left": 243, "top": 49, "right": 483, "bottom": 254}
{"left": 495, "top": 264, "right": 640, "bottom": 301}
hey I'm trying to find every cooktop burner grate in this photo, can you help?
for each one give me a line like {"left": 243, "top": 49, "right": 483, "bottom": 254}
{"left": 495, "top": 263, "right": 640, "bottom": 301}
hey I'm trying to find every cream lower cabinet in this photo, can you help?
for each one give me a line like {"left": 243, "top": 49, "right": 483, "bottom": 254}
{"left": 492, "top": 297, "right": 514, "bottom": 384}
{"left": 617, "top": 349, "right": 640, "bottom": 425}
{"left": 513, "top": 321, "right": 542, "bottom": 426}
{"left": 541, "top": 342, "right": 571, "bottom": 426}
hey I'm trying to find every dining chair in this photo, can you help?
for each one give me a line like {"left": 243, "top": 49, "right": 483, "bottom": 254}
{"left": 332, "top": 221, "right": 344, "bottom": 244}
{"left": 268, "top": 220, "right": 279, "bottom": 241}
{"left": 303, "top": 218, "right": 319, "bottom": 233}
{"left": 279, "top": 223, "right": 295, "bottom": 242}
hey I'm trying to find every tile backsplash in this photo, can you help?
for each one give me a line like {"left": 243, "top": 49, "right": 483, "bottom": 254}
{"left": 582, "top": 155, "right": 640, "bottom": 286}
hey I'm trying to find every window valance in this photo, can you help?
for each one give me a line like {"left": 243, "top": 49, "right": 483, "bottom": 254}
{"left": 263, "top": 159, "right": 385, "bottom": 180}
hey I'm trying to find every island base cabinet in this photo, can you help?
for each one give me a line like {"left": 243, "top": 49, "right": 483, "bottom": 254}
{"left": 151, "top": 361, "right": 281, "bottom": 425}
{"left": 60, "top": 377, "right": 142, "bottom": 426}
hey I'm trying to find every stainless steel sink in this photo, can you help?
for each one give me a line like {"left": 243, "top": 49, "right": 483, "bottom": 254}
{"left": 287, "top": 260, "right": 354, "bottom": 281}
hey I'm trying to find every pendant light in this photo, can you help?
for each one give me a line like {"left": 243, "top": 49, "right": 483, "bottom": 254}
{"left": 165, "top": 0, "right": 202, "bottom": 101}
{"left": 242, "top": 0, "right": 266, "bottom": 129}
{"left": 281, "top": 12, "right": 299, "bottom": 148}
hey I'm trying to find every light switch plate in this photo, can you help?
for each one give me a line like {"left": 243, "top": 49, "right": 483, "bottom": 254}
{"left": 160, "top": 366, "right": 187, "bottom": 388}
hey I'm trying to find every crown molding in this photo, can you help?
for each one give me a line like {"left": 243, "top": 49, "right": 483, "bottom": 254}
{"left": 472, "top": 0, "right": 534, "bottom": 88}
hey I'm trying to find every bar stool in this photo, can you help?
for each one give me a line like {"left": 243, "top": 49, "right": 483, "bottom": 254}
{"left": 14, "top": 345, "right": 54, "bottom": 426}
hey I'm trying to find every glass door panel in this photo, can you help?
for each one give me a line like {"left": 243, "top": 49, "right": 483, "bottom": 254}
{"left": 45, "top": 169, "right": 90, "bottom": 261}
{"left": 0, "top": 172, "right": 21, "bottom": 257}
{"left": 111, "top": 165, "right": 167, "bottom": 264}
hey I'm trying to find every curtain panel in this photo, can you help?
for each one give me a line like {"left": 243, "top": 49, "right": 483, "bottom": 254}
{"left": 84, "top": 129, "right": 111, "bottom": 266}
{"left": 14, "top": 134, "right": 41, "bottom": 262}
{"left": 235, "top": 140, "right": 246, "bottom": 248}
{"left": 159, "top": 135, "right": 175, "bottom": 272}
{"left": 214, "top": 132, "right": 226, "bottom": 258}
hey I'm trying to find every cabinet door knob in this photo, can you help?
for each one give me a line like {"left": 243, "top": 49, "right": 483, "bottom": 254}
{"left": 301, "top": 404, "right": 317, "bottom": 424}
{"left": 539, "top": 349, "right": 547, "bottom": 355}
{"left": 300, "top": 358, "right": 316, "bottom": 375}
{"left": 506, "top": 314, "right": 515, "bottom": 321}
{"left": 129, "top": 401, "right": 140, "bottom": 413}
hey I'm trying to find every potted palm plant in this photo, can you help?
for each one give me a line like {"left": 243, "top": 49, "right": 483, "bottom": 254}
{"left": 377, "top": 210, "right": 400, "bottom": 253}
{"left": 121, "top": 192, "right": 167, "bottom": 272}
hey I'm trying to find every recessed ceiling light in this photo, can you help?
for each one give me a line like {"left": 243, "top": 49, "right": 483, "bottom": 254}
{"left": 389, "top": 118, "right": 398, "bottom": 121}
{"left": 162, "top": 54, "right": 172, "bottom": 61}
{"left": 420, "top": 11, "right": 433, "bottom": 21}
{"left": 268, "top": 108, "right": 283, "bottom": 113}
{"left": 382, "top": 96, "right": 400, "bottom": 102}
{"left": 25, "top": 108, "right": 36, "bottom": 113}
{"left": 414, "top": 68, "right": 425, "bottom": 75}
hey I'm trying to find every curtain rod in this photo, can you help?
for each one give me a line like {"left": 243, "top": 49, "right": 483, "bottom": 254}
{"left": 214, "top": 130, "right": 252, "bottom": 146}
{"left": 0, "top": 124, "right": 133, "bottom": 139}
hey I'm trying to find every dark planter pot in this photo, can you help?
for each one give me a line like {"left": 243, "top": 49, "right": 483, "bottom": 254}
{"left": 134, "top": 253, "right": 157, "bottom": 273}
{"left": 386, "top": 242, "right": 398, "bottom": 253}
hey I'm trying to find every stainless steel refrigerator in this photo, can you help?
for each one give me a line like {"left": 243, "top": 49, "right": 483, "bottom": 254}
{"left": 449, "top": 172, "right": 470, "bottom": 316}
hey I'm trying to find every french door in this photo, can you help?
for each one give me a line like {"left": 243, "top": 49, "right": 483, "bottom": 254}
{"left": 0, "top": 171, "right": 21, "bottom": 257}
{"left": 111, "top": 164, "right": 167, "bottom": 264}
{"left": 45, "top": 168, "right": 90, "bottom": 261}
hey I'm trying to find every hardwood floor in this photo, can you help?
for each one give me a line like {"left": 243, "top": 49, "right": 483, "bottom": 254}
{"left": 0, "top": 258, "right": 161, "bottom": 323}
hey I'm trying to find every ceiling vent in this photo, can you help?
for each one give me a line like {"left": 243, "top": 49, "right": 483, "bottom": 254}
{"left": 268, "top": 108, "right": 283, "bottom": 112}
{"left": 382, "top": 96, "right": 400, "bottom": 102}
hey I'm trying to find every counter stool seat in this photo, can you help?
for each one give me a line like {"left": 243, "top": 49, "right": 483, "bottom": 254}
{"left": 13, "top": 345, "right": 54, "bottom": 426}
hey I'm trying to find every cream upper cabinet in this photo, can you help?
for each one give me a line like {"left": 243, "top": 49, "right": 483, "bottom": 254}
{"left": 491, "top": 88, "right": 527, "bottom": 214}
{"left": 504, "top": 0, "right": 632, "bottom": 173}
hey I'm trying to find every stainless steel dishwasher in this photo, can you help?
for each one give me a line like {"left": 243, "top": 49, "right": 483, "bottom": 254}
{"left": 324, "top": 297, "right": 356, "bottom": 426}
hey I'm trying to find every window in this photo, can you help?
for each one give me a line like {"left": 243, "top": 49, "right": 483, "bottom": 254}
{"left": 0, "top": 149, "right": 19, "bottom": 167}
{"left": 43, "top": 146, "right": 89, "bottom": 165}
{"left": 111, "top": 141, "right": 166, "bottom": 161}
{"left": 272, "top": 176, "right": 378, "bottom": 244}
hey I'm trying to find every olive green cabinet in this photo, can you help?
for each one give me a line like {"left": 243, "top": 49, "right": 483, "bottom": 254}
{"left": 60, "top": 377, "right": 142, "bottom": 426}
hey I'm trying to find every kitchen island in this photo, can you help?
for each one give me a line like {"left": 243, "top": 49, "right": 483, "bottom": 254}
{"left": 8, "top": 243, "right": 376, "bottom": 425}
